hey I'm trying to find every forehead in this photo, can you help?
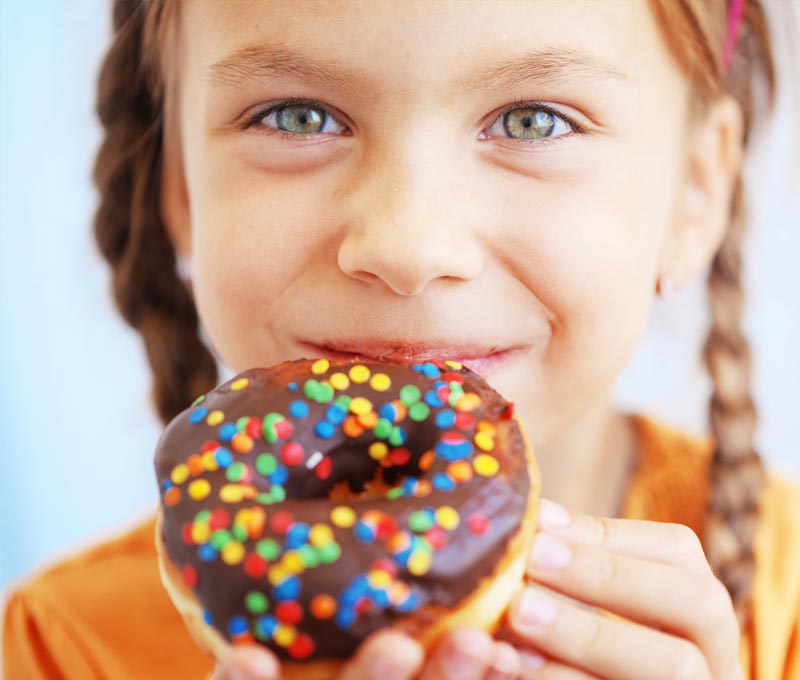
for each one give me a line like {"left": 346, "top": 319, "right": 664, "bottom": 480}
{"left": 179, "top": 0, "right": 662, "bottom": 100}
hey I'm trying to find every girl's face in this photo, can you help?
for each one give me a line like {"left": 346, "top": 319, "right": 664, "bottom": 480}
{"left": 163, "top": 0, "right": 732, "bottom": 449}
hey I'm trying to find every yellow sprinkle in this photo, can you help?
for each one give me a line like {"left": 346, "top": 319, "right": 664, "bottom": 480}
{"left": 368, "top": 442, "right": 388, "bottom": 460}
{"left": 476, "top": 420, "right": 497, "bottom": 434}
{"left": 230, "top": 377, "right": 249, "bottom": 391}
{"left": 219, "top": 484, "right": 245, "bottom": 503}
{"left": 201, "top": 451, "right": 219, "bottom": 471}
{"left": 234, "top": 508, "right": 251, "bottom": 528}
{"left": 273, "top": 624, "right": 297, "bottom": 648}
{"left": 330, "top": 505, "right": 356, "bottom": 528}
{"left": 349, "top": 364, "right": 371, "bottom": 383}
{"left": 329, "top": 372, "right": 350, "bottom": 390}
{"left": 221, "top": 541, "right": 245, "bottom": 565}
{"left": 207, "top": 410, "right": 225, "bottom": 426}
{"left": 191, "top": 522, "right": 210, "bottom": 544}
{"left": 309, "top": 523, "right": 334, "bottom": 547}
{"left": 188, "top": 479, "right": 211, "bottom": 500}
{"left": 474, "top": 431, "right": 495, "bottom": 452}
{"left": 436, "top": 506, "right": 460, "bottom": 531}
{"left": 407, "top": 551, "right": 432, "bottom": 576}
{"left": 311, "top": 358, "right": 330, "bottom": 375}
{"left": 444, "top": 360, "right": 463, "bottom": 369}
{"left": 349, "top": 397, "right": 372, "bottom": 416}
{"left": 455, "top": 392, "right": 482, "bottom": 412}
{"left": 281, "top": 551, "right": 306, "bottom": 574}
{"left": 367, "top": 569, "right": 392, "bottom": 588}
{"left": 369, "top": 373, "right": 391, "bottom": 392}
{"left": 170, "top": 464, "right": 189, "bottom": 485}
{"left": 473, "top": 454, "right": 500, "bottom": 477}
{"left": 268, "top": 565, "right": 287, "bottom": 585}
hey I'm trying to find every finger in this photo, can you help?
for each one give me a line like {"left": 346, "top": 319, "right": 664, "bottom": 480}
{"left": 527, "top": 531, "right": 740, "bottom": 676}
{"left": 537, "top": 498, "right": 711, "bottom": 574}
{"left": 509, "top": 584, "right": 714, "bottom": 680}
{"left": 519, "top": 651, "right": 601, "bottom": 680}
{"left": 418, "top": 627, "right": 496, "bottom": 680}
{"left": 338, "top": 629, "right": 424, "bottom": 680}
{"left": 210, "top": 646, "right": 281, "bottom": 680}
{"left": 485, "top": 640, "right": 523, "bottom": 680}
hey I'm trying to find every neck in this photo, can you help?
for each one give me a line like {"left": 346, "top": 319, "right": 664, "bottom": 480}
{"left": 533, "top": 398, "right": 638, "bottom": 518}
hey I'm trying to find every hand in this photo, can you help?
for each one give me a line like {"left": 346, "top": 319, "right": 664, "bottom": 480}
{"left": 210, "top": 627, "right": 523, "bottom": 679}
{"left": 506, "top": 498, "right": 743, "bottom": 679}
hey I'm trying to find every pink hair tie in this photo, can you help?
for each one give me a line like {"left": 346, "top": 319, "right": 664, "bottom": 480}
{"left": 721, "top": 0, "right": 746, "bottom": 73}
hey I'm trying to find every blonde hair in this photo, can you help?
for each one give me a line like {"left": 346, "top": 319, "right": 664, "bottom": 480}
{"left": 91, "top": 0, "right": 778, "bottom": 627}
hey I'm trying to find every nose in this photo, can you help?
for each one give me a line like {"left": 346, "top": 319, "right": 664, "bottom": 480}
{"left": 337, "top": 149, "right": 483, "bottom": 296}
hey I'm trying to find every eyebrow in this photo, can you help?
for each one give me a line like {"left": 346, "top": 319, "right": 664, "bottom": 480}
{"left": 206, "top": 43, "right": 630, "bottom": 93}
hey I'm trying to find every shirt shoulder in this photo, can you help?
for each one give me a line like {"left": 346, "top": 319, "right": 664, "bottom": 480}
{"left": 2, "top": 514, "right": 214, "bottom": 680}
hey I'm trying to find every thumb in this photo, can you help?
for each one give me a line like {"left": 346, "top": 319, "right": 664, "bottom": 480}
{"left": 209, "top": 645, "right": 281, "bottom": 680}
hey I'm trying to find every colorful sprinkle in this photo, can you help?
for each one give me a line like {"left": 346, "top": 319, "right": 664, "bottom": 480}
{"left": 311, "top": 358, "right": 330, "bottom": 374}
{"left": 331, "top": 506, "right": 357, "bottom": 528}
{"left": 231, "top": 377, "right": 250, "bottom": 391}
{"left": 348, "top": 364, "right": 371, "bottom": 383}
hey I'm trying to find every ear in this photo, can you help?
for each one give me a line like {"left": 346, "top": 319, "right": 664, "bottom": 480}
{"left": 659, "top": 94, "right": 745, "bottom": 288}
{"left": 160, "top": 114, "right": 192, "bottom": 260}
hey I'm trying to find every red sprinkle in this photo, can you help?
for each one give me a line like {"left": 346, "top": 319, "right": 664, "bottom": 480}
{"left": 315, "top": 457, "right": 332, "bottom": 480}
{"left": 200, "top": 439, "right": 218, "bottom": 453}
{"left": 274, "top": 419, "right": 294, "bottom": 440}
{"left": 245, "top": 417, "right": 263, "bottom": 438}
{"left": 455, "top": 412, "right": 476, "bottom": 430}
{"left": 181, "top": 565, "right": 198, "bottom": 589}
{"left": 181, "top": 523, "right": 194, "bottom": 545}
{"left": 271, "top": 510, "right": 294, "bottom": 534}
{"left": 376, "top": 515, "right": 399, "bottom": 540}
{"left": 443, "top": 371, "right": 464, "bottom": 384}
{"left": 244, "top": 553, "right": 268, "bottom": 579}
{"left": 288, "top": 634, "right": 315, "bottom": 659}
{"left": 424, "top": 526, "right": 448, "bottom": 551}
{"left": 467, "top": 513, "right": 490, "bottom": 536}
{"left": 276, "top": 601, "right": 303, "bottom": 625}
{"left": 281, "top": 441, "right": 304, "bottom": 467}
{"left": 355, "top": 596, "right": 373, "bottom": 615}
{"left": 389, "top": 447, "right": 411, "bottom": 466}
{"left": 209, "top": 509, "right": 230, "bottom": 531}
{"left": 502, "top": 403, "right": 515, "bottom": 420}
{"left": 373, "top": 557, "right": 398, "bottom": 577}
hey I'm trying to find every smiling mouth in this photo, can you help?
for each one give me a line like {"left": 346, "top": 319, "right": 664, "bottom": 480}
{"left": 296, "top": 339, "right": 528, "bottom": 377}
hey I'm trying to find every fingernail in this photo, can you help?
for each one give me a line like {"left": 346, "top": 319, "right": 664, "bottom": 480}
{"left": 538, "top": 499, "right": 571, "bottom": 529}
{"left": 520, "top": 650, "right": 546, "bottom": 671}
{"left": 369, "top": 658, "right": 413, "bottom": 680}
{"left": 517, "top": 589, "right": 558, "bottom": 627}
{"left": 530, "top": 533, "right": 572, "bottom": 570}
{"left": 444, "top": 641, "right": 484, "bottom": 677}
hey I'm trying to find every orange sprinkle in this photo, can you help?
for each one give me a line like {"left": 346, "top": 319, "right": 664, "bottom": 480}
{"left": 232, "top": 433, "right": 254, "bottom": 453}
{"left": 419, "top": 450, "right": 435, "bottom": 471}
{"left": 391, "top": 401, "right": 408, "bottom": 422}
{"left": 455, "top": 392, "right": 482, "bottom": 412}
{"left": 416, "top": 479, "right": 432, "bottom": 497}
{"left": 249, "top": 507, "right": 267, "bottom": 538}
{"left": 357, "top": 410, "right": 378, "bottom": 429}
{"left": 476, "top": 420, "right": 497, "bottom": 435}
{"left": 310, "top": 594, "right": 337, "bottom": 619}
{"left": 342, "top": 416, "right": 364, "bottom": 438}
{"left": 164, "top": 486, "right": 181, "bottom": 506}
{"left": 447, "top": 460, "right": 473, "bottom": 482}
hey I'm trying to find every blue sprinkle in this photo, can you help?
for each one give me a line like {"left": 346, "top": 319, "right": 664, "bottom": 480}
{"left": 433, "top": 380, "right": 447, "bottom": 390}
{"left": 286, "top": 522, "right": 310, "bottom": 549}
{"left": 218, "top": 422, "right": 238, "bottom": 442}
{"left": 273, "top": 575, "right": 301, "bottom": 601}
{"left": 373, "top": 588, "right": 390, "bottom": 608}
{"left": 289, "top": 400, "right": 309, "bottom": 419}
{"left": 424, "top": 390, "right": 444, "bottom": 408}
{"left": 435, "top": 409, "right": 455, "bottom": 428}
{"left": 256, "top": 614, "right": 277, "bottom": 636}
{"left": 412, "top": 364, "right": 424, "bottom": 373}
{"left": 228, "top": 615, "right": 249, "bottom": 636}
{"left": 315, "top": 421, "right": 336, "bottom": 439}
{"left": 432, "top": 473, "right": 456, "bottom": 491}
{"left": 161, "top": 480, "right": 173, "bottom": 492}
{"left": 397, "top": 591, "right": 421, "bottom": 612}
{"left": 203, "top": 609, "right": 214, "bottom": 625}
{"left": 421, "top": 362, "right": 441, "bottom": 378}
{"left": 326, "top": 404, "right": 347, "bottom": 424}
{"left": 288, "top": 382, "right": 298, "bottom": 391}
{"left": 354, "top": 521, "right": 376, "bottom": 543}
{"left": 352, "top": 574, "right": 369, "bottom": 594}
{"left": 189, "top": 407, "right": 208, "bottom": 424}
{"left": 435, "top": 437, "right": 472, "bottom": 461}
{"left": 215, "top": 447, "right": 233, "bottom": 468}
{"left": 335, "top": 606, "right": 356, "bottom": 629}
{"left": 393, "top": 547, "right": 411, "bottom": 567}
{"left": 402, "top": 478, "right": 417, "bottom": 495}
{"left": 269, "top": 466, "right": 288, "bottom": 486}
{"left": 198, "top": 544, "right": 217, "bottom": 562}
{"left": 379, "top": 402, "right": 397, "bottom": 422}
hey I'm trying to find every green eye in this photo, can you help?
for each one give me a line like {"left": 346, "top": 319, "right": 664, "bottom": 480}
{"left": 503, "top": 108, "right": 556, "bottom": 140}
{"left": 274, "top": 104, "right": 327, "bottom": 134}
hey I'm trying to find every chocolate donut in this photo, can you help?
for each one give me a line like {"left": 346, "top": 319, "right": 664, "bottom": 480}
{"left": 154, "top": 358, "right": 539, "bottom": 677}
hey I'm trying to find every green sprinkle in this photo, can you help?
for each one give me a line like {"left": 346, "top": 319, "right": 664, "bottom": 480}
{"left": 386, "top": 487, "right": 404, "bottom": 500}
{"left": 317, "top": 383, "right": 334, "bottom": 403}
{"left": 195, "top": 509, "right": 211, "bottom": 523}
{"left": 408, "top": 402, "right": 430, "bottom": 422}
{"left": 262, "top": 413, "right": 282, "bottom": 443}
{"left": 317, "top": 542, "right": 342, "bottom": 564}
{"left": 298, "top": 544, "right": 319, "bottom": 568}
{"left": 304, "top": 379, "right": 320, "bottom": 400}
{"left": 226, "top": 461, "right": 247, "bottom": 482}
{"left": 210, "top": 530, "right": 232, "bottom": 550}
{"left": 191, "top": 394, "right": 206, "bottom": 406}
{"left": 245, "top": 590, "right": 269, "bottom": 614}
{"left": 255, "top": 453, "right": 278, "bottom": 476}
{"left": 373, "top": 418, "right": 393, "bottom": 439}
{"left": 334, "top": 395, "right": 352, "bottom": 410}
{"left": 256, "top": 492, "right": 274, "bottom": 505}
{"left": 388, "top": 426, "right": 407, "bottom": 447}
{"left": 408, "top": 510, "right": 434, "bottom": 533}
{"left": 270, "top": 486, "right": 286, "bottom": 503}
{"left": 232, "top": 524, "right": 248, "bottom": 542}
{"left": 236, "top": 416, "right": 250, "bottom": 433}
{"left": 399, "top": 385, "right": 421, "bottom": 406}
{"left": 256, "top": 539, "right": 280, "bottom": 560}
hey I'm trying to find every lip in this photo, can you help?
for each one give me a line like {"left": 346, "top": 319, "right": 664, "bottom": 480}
{"left": 296, "top": 339, "right": 527, "bottom": 377}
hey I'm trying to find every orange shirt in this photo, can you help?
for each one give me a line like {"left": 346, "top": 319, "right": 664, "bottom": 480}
{"left": 3, "top": 414, "right": 800, "bottom": 679}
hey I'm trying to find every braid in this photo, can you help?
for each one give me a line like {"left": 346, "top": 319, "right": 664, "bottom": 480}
{"left": 92, "top": 0, "right": 217, "bottom": 425}
{"left": 702, "top": 176, "right": 764, "bottom": 629}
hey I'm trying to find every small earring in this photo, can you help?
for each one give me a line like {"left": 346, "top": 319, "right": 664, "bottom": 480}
{"left": 657, "top": 274, "right": 679, "bottom": 299}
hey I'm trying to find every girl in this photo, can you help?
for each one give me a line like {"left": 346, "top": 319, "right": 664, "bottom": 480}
{"left": 3, "top": 0, "right": 798, "bottom": 678}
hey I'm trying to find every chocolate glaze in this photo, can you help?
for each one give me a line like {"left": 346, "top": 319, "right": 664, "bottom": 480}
{"left": 154, "top": 358, "right": 530, "bottom": 661}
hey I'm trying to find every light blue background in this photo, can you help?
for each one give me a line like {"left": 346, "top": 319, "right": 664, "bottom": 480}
{"left": 1, "top": 0, "right": 798, "bottom": 590}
